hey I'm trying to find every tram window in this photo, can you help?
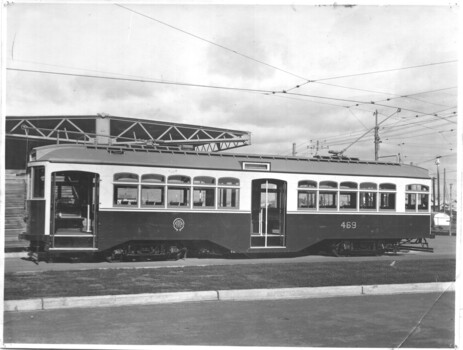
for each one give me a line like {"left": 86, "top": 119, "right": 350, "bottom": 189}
{"left": 193, "top": 188, "right": 215, "bottom": 208}
{"left": 141, "top": 174, "right": 165, "bottom": 183}
{"left": 405, "top": 184, "right": 430, "bottom": 211}
{"left": 32, "top": 166, "right": 45, "bottom": 198}
{"left": 114, "top": 185, "right": 138, "bottom": 206}
{"left": 380, "top": 183, "right": 396, "bottom": 210}
{"left": 218, "top": 188, "right": 239, "bottom": 209}
{"left": 194, "top": 176, "right": 215, "bottom": 185}
{"left": 380, "top": 183, "right": 396, "bottom": 190}
{"left": 340, "top": 192, "right": 357, "bottom": 209}
{"left": 141, "top": 186, "right": 164, "bottom": 207}
{"left": 219, "top": 177, "right": 239, "bottom": 186}
{"left": 406, "top": 184, "right": 429, "bottom": 192}
{"left": 298, "top": 191, "right": 317, "bottom": 209}
{"left": 114, "top": 173, "right": 138, "bottom": 182}
{"left": 340, "top": 182, "right": 357, "bottom": 189}
{"left": 418, "top": 193, "right": 429, "bottom": 211}
{"left": 168, "top": 175, "right": 191, "bottom": 184}
{"left": 360, "top": 182, "right": 377, "bottom": 190}
{"left": 298, "top": 180, "right": 317, "bottom": 188}
{"left": 167, "top": 187, "right": 190, "bottom": 207}
{"left": 380, "top": 192, "right": 396, "bottom": 210}
{"left": 319, "top": 192, "right": 337, "bottom": 209}
{"left": 360, "top": 192, "right": 377, "bottom": 210}
{"left": 320, "top": 181, "right": 338, "bottom": 189}
{"left": 405, "top": 193, "right": 417, "bottom": 211}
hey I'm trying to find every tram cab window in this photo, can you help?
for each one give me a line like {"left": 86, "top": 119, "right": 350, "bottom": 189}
{"left": 32, "top": 166, "right": 45, "bottom": 198}
{"left": 359, "top": 182, "right": 377, "bottom": 210}
{"left": 168, "top": 175, "right": 190, "bottom": 207}
{"left": 218, "top": 177, "right": 239, "bottom": 209}
{"left": 340, "top": 182, "right": 358, "bottom": 210}
{"left": 319, "top": 181, "right": 338, "bottom": 209}
{"left": 298, "top": 180, "right": 317, "bottom": 209}
{"left": 405, "top": 184, "right": 429, "bottom": 211}
{"left": 380, "top": 183, "right": 396, "bottom": 210}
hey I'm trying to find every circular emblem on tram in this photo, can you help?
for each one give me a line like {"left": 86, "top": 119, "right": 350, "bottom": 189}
{"left": 173, "top": 218, "right": 185, "bottom": 232}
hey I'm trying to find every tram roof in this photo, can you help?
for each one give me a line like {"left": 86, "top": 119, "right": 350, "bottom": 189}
{"left": 31, "top": 144, "right": 430, "bottom": 179}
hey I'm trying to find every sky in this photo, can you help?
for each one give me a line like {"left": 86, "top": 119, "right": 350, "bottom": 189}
{"left": 4, "top": 2, "right": 459, "bottom": 202}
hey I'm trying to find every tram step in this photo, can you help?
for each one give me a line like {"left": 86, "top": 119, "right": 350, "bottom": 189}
{"left": 52, "top": 236, "right": 95, "bottom": 249}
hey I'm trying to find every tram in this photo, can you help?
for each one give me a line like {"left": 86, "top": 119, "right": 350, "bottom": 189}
{"left": 20, "top": 144, "right": 432, "bottom": 260}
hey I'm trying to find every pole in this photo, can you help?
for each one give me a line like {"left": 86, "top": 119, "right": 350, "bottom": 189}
{"left": 449, "top": 184, "right": 453, "bottom": 236}
{"left": 435, "top": 157, "right": 441, "bottom": 211}
{"left": 432, "top": 177, "right": 436, "bottom": 211}
{"left": 292, "top": 143, "right": 296, "bottom": 156}
{"left": 374, "top": 110, "right": 379, "bottom": 161}
{"left": 443, "top": 168, "right": 446, "bottom": 211}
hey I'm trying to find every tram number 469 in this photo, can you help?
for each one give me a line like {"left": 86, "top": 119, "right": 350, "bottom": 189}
{"left": 341, "top": 221, "right": 357, "bottom": 229}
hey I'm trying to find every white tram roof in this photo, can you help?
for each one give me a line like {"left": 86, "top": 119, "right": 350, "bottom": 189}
{"left": 31, "top": 144, "right": 430, "bottom": 179}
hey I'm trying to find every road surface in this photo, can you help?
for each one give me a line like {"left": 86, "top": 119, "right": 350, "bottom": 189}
{"left": 4, "top": 291, "right": 455, "bottom": 348}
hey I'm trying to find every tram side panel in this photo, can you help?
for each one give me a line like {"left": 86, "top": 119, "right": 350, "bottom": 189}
{"left": 285, "top": 213, "right": 431, "bottom": 251}
{"left": 96, "top": 211, "right": 252, "bottom": 253}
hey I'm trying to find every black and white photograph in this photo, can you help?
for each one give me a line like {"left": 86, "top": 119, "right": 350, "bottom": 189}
{"left": 1, "top": 1, "right": 460, "bottom": 348}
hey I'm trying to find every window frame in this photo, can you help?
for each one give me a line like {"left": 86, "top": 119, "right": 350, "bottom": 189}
{"left": 218, "top": 177, "right": 240, "bottom": 209}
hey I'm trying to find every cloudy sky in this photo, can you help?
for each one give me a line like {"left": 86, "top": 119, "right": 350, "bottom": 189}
{"left": 5, "top": 2, "right": 459, "bottom": 200}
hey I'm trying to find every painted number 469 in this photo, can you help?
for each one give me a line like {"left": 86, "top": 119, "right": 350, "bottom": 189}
{"left": 341, "top": 221, "right": 357, "bottom": 229}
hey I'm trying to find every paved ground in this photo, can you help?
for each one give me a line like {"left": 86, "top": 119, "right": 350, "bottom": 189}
{"left": 3, "top": 291, "right": 455, "bottom": 347}
{"left": 4, "top": 235, "right": 456, "bottom": 274}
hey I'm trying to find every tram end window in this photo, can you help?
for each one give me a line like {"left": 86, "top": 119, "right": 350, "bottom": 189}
{"left": 405, "top": 193, "right": 417, "bottom": 211}
{"left": 32, "top": 166, "right": 45, "bottom": 198}
{"left": 418, "top": 193, "right": 429, "bottom": 211}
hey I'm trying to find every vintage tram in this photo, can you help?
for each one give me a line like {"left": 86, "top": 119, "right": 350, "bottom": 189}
{"left": 20, "top": 143, "right": 432, "bottom": 261}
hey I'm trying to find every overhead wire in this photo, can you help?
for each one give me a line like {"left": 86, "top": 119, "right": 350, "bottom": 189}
{"left": 116, "top": 3, "right": 457, "bottom": 118}
{"left": 114, "top": 4, "right": 307, "bottom": 81}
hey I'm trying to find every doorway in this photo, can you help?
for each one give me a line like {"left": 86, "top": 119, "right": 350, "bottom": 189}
{"left": 251, "top": 179, "right": 287, "bottom": 247}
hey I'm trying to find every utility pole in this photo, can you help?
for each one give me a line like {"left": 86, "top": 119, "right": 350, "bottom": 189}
{"left": 449, "top": 183, "right": 453, "bottom": 236}
{"left": 374, "top": 110, "right": 380, "bottom": 161}
{"left": 443, "top": 168, "right": 446, "bottom": 211}
{"left": 432, "top": 177, "right": 436, "bottom": 211}
{"left": 435, "top": 157, "right": 441, "bottom": 211}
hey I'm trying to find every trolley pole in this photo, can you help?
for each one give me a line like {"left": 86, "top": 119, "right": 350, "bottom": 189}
{"left": 374, "top": 110, "right": 380, "bottom": 161}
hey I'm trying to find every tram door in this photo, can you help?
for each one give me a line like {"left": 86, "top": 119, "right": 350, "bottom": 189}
{"left": 50, "top": 171, "right": 99, "bottom": 249}
{"left": 251, "top": 179, "right": 287, "bottom": 247}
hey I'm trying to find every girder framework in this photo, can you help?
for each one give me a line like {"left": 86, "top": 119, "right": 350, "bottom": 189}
{"left": 5, "top": 115, "right": 251, "bottom": 152}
